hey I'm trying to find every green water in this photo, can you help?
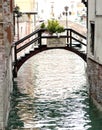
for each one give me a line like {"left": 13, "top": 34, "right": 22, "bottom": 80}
{"left": 9, "top": 49, "right": 102, "bottom": 130}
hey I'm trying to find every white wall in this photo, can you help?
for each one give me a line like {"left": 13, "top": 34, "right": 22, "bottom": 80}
{"left": 87, "top": 0, "right": 102, "bottom": 64}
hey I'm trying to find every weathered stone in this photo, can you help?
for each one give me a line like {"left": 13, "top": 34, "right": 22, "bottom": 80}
{"left": 0, "top": 13, "right": 3, "bottom": 22}
{"left": 0, "top": 0, "right": 13, "bottom": 129}
{"left": 87, "top": 58, "right": 102, "bottom": 109}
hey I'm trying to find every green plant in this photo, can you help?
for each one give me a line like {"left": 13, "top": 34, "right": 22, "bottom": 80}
{"left": 56, "top": 25, "right": 64, "bottom": 33}
{"left": 40, "top": 19, "right": 64, "bottom": 35}
{"left": 40, "top": 22, "right": 46, "bottom": 29}
{"left": 47, "top": 20, "right": 59, "bottom": 34}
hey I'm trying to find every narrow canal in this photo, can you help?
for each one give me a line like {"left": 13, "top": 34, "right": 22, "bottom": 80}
{"left": 12, "top": 49, "right": 102, "bottom": 130}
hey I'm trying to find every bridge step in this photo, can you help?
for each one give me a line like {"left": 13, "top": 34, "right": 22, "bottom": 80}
{"left": 71, "top": 44, "right": 86, "bottom": 53}
{"left": 17, "top": 47, "right": 40, "bottom": 62}
{"left": 17, "top": 45, "right": 86, "bottom": 62}
{"left": 72, "top": 43, "right": 82, "bottom": 48}
{"left": 79, "top": 51, "right": 86, "bottom": 54}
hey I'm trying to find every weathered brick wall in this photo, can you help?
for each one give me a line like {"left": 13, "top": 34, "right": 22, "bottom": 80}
{"left": 0, "top": 0, "right": 14, "bottom": 129}
{"left": 0, "top": 1, "right": 5, "bottom": 128}
{"left": 87, "top": 58, "right": 102, "bottom": 110}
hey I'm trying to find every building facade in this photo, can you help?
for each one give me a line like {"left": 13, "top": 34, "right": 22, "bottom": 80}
{"left": 0, "top": 0, "right": 14, "bottom": 129}
{"left": 37, "top": 0, "right": 86, "bottom": 22}
{"left": 87, "top": 0, "right": 102, "bottom": 110}
{"left": 14, "top": 0, "right": 37, "bottom": 40}
{"left": 0, "top": 1, "right": 37, "bottom": 129}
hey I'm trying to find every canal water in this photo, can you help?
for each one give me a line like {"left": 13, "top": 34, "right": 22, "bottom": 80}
{"left": 13, "top": 49, "right": 102, "bottom": 130}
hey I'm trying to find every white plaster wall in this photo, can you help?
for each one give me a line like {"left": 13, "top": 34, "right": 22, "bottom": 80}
{"left": 87, "top": 0, "right": 94, "bottom": 57}
{"left": 94, "top": 17, "right": 102, "bottom": 64}
{"left": 87, "top": 0, "right": 102, "bottom": 64}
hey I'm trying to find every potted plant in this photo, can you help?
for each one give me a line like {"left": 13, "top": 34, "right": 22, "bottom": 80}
{"left": 40, "top": 19, "right": 66, "bottom": 47}
{"left": 40, "top": 19, "right": 64, "bottom": 35}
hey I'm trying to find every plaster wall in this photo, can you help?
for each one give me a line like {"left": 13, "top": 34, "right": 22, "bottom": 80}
{"left": 88, "top": 0, "right": 102, "bottom": 64}
{"left": 14, "top": 0, "right": 36, "bottom": 12}
{"left": 87, "top": 0, "right": 102, "bottom": 109}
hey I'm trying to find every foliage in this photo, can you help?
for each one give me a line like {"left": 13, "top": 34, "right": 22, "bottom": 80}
{"left": 14, "top": 6, "right": 22, "bottom": 17}
{"left": 40, "top": 19, "right": 64, "bottom": 34}
{"left": 40, "top": 22, "right": 46, "bottom": 29}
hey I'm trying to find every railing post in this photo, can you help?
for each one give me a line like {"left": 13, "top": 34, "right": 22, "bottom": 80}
{"left": 13, "top": 44, "right": 17, "bottom": 77}
{"left": 14, "top": 45, "right": 17, "bottom": 63}
{"left": 69, "top": 29, "right": 72, "bottom": 47}
{"left": 38, "top": 30, "right": 42, "bottom": 47}
{"left": 67, "top": 29, "right": 69, "bottom": 45}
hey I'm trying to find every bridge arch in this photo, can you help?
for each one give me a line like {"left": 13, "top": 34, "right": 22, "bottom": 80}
{"left": 17, "top": 46, "right": 86, "bottom": 72}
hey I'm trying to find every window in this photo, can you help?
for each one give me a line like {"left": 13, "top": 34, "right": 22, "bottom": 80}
{"left": 90, "top": 22, "right": 95, "bottom": 55}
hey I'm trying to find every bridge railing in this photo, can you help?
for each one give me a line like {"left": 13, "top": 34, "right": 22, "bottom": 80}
{"left": 69, "top": 29, "right": 86, "bottom": 46}
{"left": 41, "top": 28, "right": 86, "bottom": 47}
{"left": 12, "top": 28, "right": 87, "bottom": 69}
{"left": 12, "top": 29, "right": 41, "bottom": 66}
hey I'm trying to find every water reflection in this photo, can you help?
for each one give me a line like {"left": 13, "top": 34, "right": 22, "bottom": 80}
{"left": 16, "top": 49, "right": 102, "bottom": 130}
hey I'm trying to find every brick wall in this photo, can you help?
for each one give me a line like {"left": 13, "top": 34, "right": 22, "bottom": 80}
{"left": 0, "top": 0, "right": 14, "bottom": 129}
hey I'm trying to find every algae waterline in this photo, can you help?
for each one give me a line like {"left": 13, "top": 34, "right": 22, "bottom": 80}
{"left": 7, "top": 81, "right": 34, "bottom": 129}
